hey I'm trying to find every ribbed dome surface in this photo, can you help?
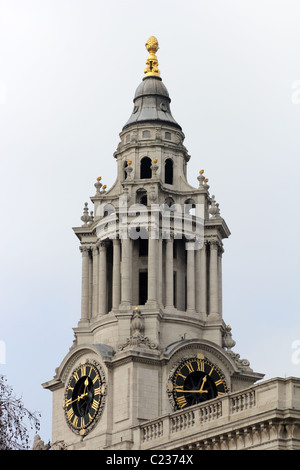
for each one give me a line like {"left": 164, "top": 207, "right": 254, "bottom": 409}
{"left": 134, "top": 77, "right": 170, "bottom": 99}
{"left": 123, "top": 76, "right": 181, "bottom": 131}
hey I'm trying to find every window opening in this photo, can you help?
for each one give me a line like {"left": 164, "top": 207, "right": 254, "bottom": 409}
{"left": 140, "top": 157, "right": 152, "bottom": 179}
{"left": 165, "top": 158, "right": 173, "bottom": 184}
{"left": 139, "top": 271, "right": 148, "bottom": 305}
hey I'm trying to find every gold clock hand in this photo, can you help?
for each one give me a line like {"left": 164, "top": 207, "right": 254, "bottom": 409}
{"left": 199, "top": 375, "right": 207, "bottom": 392}
{"left": 83, "top": 378, "right": 89, "bottom": 394}
{"left": 64, "top": 392, "right": 88, "bottom": 407}
{"left": 175, "top": 389, "right": 208, "bottom": 393}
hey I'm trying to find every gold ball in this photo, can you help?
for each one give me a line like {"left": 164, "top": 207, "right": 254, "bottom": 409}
{"left": 200, "top": 169, "right": 204, "bottom": 174}
{"left": 97, "top": 176, "right": 102, "bottom": 181}
{"left": 103, "top": 185, "right": 107, "bottom": 189}
{"left": 153, "top": 158, "right": 158, "bottom": 163}
{"left": 127, "top": 160, "right": 132, "bottom": 165}
{"left": 205, "top": 178, "right": 209, "bottom": 182}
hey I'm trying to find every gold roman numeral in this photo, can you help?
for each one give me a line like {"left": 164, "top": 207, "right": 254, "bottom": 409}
{"left": 91, "top": 399, "right": 99, "bottom": 411}
{"left": 177, "top": 396, "right": 187, "bottom": 408}
{"left": 66, "top": 407, "right": 74, "bottom": 421}
{"left": 73, "top": 370, "right": 80, "bottom": 382}
{"left": 177, "top": 372, "right": 186, "bottom": 380}
{"left": 64, "top": 398, "right": 72, "bottom": 408}
{"left": 197, "top": 360, "right": 205, "bottom": 372}
{"left": 186, "top": 361, "right": 194, "bottom": 373}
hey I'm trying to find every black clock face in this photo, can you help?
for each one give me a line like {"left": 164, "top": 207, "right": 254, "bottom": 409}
{"left": 63, "top": 362, "right": 104, "bottom": 431}
{"left": 170, "top": 356, "right": 228, "bottom": 410}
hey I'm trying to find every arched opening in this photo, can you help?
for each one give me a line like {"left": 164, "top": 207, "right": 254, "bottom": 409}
{"left": 139, "top": 271, "right": 148, "bottom": 305}
{"left": 165, "top": 158, "right": 173, "bottom": 185}
{"left": 140, "top": 194, "right": 147, "bottom": 206}
{"left": 140, "top": 157, "right": 152, "bottom": 179}
{"left": 184, "top": 198, "right": 196, "bottom": 215}
{"left": 103, "top": 203, "right": 116, "bottom": 217}
{"left": 136, "top": 189, "right": 147, "bottom": 206}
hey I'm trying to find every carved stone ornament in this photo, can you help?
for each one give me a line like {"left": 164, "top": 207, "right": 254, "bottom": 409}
{"left": 209, "top": 195, "right": 220, "bottom": 219}
{"left": 226, "top": 350, "right": 251, "bottom": 369}
{"left": 150, "top": 160, "right": 159, "bottom": 177}
{"left": 222, "top": 325, "right": 251, "bottom": 369}
{"left": 222, "top": 325, "right": 236, "bottom": 350}
{"left": 94, "top": 177, "right": 102, "bottom": 196}
{"left": 32, "top": 434, "right": 51, "bottom": 450}
{"left": 117, "top": 308, "right": 159, "bottom": 351}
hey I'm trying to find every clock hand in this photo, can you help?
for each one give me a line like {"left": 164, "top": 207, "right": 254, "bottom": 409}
{"left": 83, "top": 378, "right": 89, "bottom": 394}
{"left": 199, "top": 375, "right": 207, "bottom": 392}
{"left": 175, "top": 389, "right": 208, "bottom": 393}
{"left": 64, "top": 392, "right": 88, "bottom": 407}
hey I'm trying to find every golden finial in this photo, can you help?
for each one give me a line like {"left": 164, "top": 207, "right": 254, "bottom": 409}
{"left": 144, "top": 36, "right": 160, "bottom": 77}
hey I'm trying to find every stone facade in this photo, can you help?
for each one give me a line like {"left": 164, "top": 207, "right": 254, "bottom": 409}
{"left": 134, "top": 377, "right": 300, "bottom": 450}
{"left": 42, "top": 37, "right": 300, "bottom": 451}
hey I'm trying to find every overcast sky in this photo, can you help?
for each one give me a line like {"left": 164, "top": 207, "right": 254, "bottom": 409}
{"left": 0, "top": 0, "right": 300, "bottom": 446}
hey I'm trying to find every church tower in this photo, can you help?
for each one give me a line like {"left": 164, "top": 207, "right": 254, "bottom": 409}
{"left": 43, "top": 37, "right": 264, "bottom": 450}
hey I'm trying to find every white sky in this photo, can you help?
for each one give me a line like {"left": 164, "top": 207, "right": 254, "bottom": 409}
{"left": 0, "top": 0, "right": 299, "bottom": 445}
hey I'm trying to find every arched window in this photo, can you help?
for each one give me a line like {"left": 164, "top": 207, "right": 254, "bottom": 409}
{"left": 140, "top": 157, "right": 152, "bottom": 179}
{"left": 103, "top": 203, "right": 116, "bottom": 217}
{"left": 136, "top": 189, "right": 147, "bottom": 206}
{"left": 165, "top": 158, "right": 173, "bottom": 185}
{"left": 184, "top": 198, "right": 196, "bottom": 215}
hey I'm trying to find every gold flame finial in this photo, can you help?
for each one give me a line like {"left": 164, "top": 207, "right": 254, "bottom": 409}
{"left": 144, "top": 36, "right": 160, "bottom": 77}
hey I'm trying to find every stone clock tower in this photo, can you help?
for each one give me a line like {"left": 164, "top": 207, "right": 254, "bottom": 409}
{"left": 42, "top": 38, "right": 300, "bottom": 451}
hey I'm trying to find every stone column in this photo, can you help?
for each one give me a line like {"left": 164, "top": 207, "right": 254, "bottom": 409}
{"left": 165, "top": 236, "right": 174, "bottom": 308}
{"left": 195, "top": 248, "right": 201, "bottom": 314}
{"left": 98, "top": 242, "right": 107, "bottom": 315}
{"left": 218, "top": 246, "right": 223, "bottom": 317}
{"left": 92, "top": 246, "right": 99, "bottom": 318}
{"left": 80, "top": 246, "right": 90, "bottom": 321}
{"left": 209, "top": 241, "right": 219, "bottom": 317}
{"left": 112, "top": 238, "right": 121, "bottom": 310}
{"left": 157, "top": 237, "right": 163, "bottom": 306}
{"left": 186, "top": 242, "right": 195, "bottom": 312}
{"left": 199, "top": 242, "right": 207, "bottom": 318}
{"left": 147, "top": 230, "right": 157, "bottom": 304}
{"left": 121, "top": 237, "right": 131, "bottom": 306}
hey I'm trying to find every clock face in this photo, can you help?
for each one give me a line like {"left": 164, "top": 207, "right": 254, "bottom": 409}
{"left": 169, "top": 356, "right": 228, "bottom": 410}
{"left": 63, "top": 362, "right": 105, "bottom": 432}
